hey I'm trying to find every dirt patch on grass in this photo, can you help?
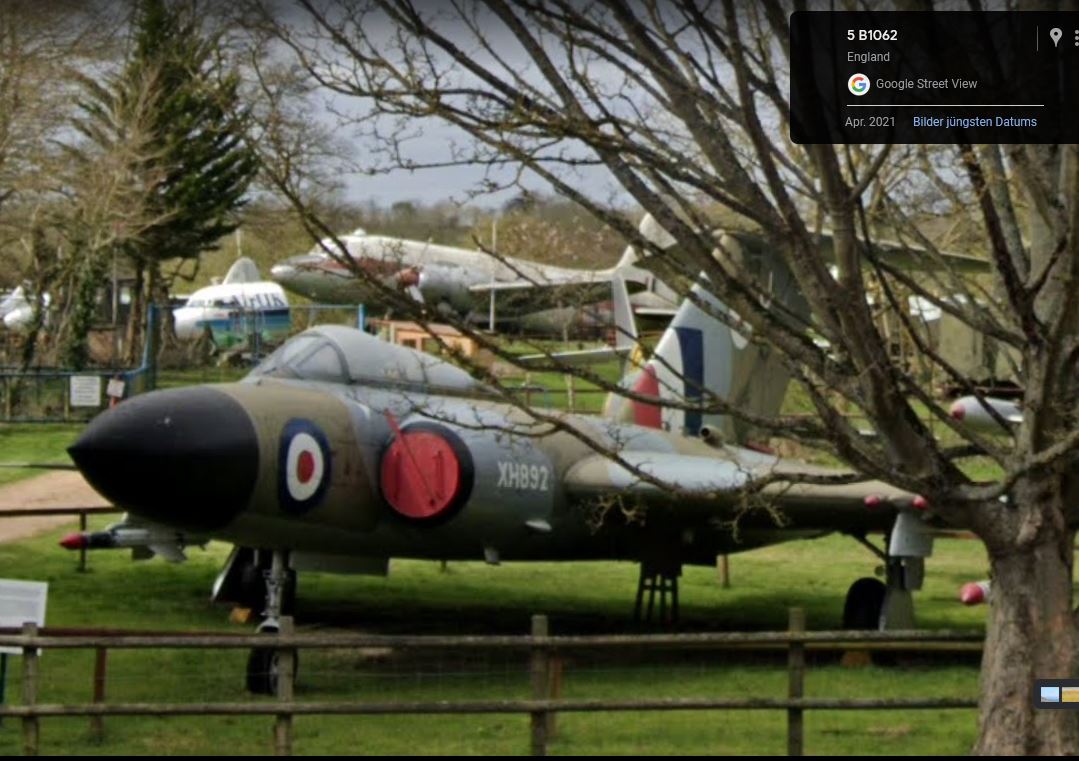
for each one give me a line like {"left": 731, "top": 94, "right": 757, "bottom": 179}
{"left": 0, "top": 470, "right": 109, "bottom": 542}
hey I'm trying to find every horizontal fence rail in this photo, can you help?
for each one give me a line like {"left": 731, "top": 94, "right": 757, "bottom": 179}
{"left": 0, "top": 613, "right": 984, "bottom": 756}
{"left": 0, "top": 506, "right": 121, "bottom": 572}
{"left": 0, "top": 629, "right": 985, "bottom": 650}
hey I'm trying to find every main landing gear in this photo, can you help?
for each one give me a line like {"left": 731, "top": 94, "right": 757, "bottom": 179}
{"left": 845, "top": 512, "right": 933, "bottom": 630}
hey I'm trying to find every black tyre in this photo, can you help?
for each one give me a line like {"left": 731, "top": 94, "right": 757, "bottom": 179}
{"left": 245, "top": 646, "right": 299, "bottom": 695}
{"left": 842, "top": 577, "right": 886, "bottom": 629}
{"left": 246, "top": 646, "right": 277, "bottom": 695}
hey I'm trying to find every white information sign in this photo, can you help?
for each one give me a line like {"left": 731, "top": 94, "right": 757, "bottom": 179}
{"left": 106, "top": 377, "right": 126, "bottom": 399}
{"left": 0, "top": 579, "right": 47, "bottom": 655}
{"left": 70, "top": 375, "right": 102, "bottom": 407}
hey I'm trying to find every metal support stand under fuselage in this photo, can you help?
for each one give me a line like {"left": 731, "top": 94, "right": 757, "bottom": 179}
{"left": 880, "top": 555, "right": 921, "bottom": 630}
{"left": 634, "top": 560, "right": 681, "bottom": 625}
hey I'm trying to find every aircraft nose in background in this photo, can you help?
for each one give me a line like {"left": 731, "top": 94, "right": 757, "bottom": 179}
{"left": 68, "top": 387, "right": 259, "bottom": 531}
{"left": 270, "top": 262, "right": 296, "bottom": 283}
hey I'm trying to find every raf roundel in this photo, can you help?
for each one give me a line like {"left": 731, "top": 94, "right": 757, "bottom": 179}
{"left": 278, "top": 419, "right": 332, "bottom": 514}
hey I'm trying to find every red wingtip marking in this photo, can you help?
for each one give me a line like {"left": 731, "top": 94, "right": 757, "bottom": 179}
{"left": 912, "top": 495, "right": 929, "bottom": 511}
{"left": 864, "top": 495, "right": 882, "bottom": 509}
{"left": 960, "top": 581, "right": 987, "bottom": 605}
{"left": 949, "top": 401, "right": 966, "bottom": 421}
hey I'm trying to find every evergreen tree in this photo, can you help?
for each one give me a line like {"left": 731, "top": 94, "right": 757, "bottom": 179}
{"left": 69, "top": 0, "right": 258, "bottom": 363}
{"left": 124, "top": 0, "right": 258, "bottom": 266}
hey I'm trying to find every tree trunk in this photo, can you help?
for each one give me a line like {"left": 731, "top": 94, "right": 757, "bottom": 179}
{"left": 975, "top": 508, "right": 1078, "bottom": 754}
{"left": 125, "top": 260, "right": 144, "bottom": 366}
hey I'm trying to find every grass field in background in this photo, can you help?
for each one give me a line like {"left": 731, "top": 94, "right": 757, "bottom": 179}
{"left": 0, "top": 423, "right": 84, "bottom": 485}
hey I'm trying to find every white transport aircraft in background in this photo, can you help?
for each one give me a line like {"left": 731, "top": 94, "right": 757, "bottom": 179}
{"left": 174, "top": 258, "right": 291, "bottom": 348}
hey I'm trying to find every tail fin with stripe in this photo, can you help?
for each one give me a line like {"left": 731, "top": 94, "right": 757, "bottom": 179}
{"left": 608, "top": 233, "right": 808, "bottom": 445}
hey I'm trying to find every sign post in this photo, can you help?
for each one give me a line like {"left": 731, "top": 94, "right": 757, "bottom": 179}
{"left": 0, "top": 580, "right": 48, "bottom": 729}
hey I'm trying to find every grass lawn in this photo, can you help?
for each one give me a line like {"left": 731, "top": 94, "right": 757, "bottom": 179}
{"left": 0, "top": 424, "right": 84, "bottom": 486}
{"left": 0, "top": 515, "right": 994, "bottom": 755}
{"left": 0, "top": 361, "right": 1009, "bottom": 755}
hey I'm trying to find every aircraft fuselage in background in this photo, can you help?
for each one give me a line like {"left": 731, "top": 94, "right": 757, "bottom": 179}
{"left": 269, "top": 228, "right": 675, "bottom": 329}
{"left": 173, "top": 258, "right": 292, "bottom": 347}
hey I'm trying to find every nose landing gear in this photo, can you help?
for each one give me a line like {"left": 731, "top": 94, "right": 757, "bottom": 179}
{"left": 245, "top": 549, "right": 298, "bottom": 695}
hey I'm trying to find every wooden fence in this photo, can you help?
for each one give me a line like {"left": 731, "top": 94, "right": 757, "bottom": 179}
{"left": 0, "top": 506, "right": 120, "bottom": 571}
{"left": 0, "top": 611, "right": 983, "bottom": 756}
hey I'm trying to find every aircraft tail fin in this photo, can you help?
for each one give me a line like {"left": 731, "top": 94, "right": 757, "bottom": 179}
{"left": 610, "top": 234, "right": 809, "bottom": 445}
{"left": 611, "top": 274, "right": 637, "bottom": 352}
{"left": 615, "top": 213, "right": 676, "bottom": 271}
{"left": 222, "top": 257, "right": 262, "bottom": 285}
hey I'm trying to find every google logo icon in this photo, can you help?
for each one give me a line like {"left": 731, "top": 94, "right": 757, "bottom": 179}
{"left": 848, "top": 73, "right": 871, "bottom": 96}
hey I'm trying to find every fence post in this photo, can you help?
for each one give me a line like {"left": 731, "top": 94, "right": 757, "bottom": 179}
{"left": 546, "top": 655, "right": 563, "bottom": 739}
{"left": 21, "top": 622, "right": 39, "bottom": 756}
{"left": 275, "top": 616, "right": 296, "bottom": 756}
{"left": 529, "top": 614, "right": 550, "bottom": 757}
{"left": 78, "top": 512, "right": 88, "bottom": 573}
{"left": 90, "top": 647, "right": 108, "bottom": 742}
{"left": 787, "top": 607, "right": 805, "bottom": 757}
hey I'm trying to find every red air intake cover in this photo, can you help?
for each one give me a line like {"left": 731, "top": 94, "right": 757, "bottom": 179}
{"left": 380, "top": 427, "right": 467, "bottom": 521}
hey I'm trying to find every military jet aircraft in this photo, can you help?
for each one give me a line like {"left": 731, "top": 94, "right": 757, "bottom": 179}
{"left": 64, "top": 246, "right": 936, "bottom": 693}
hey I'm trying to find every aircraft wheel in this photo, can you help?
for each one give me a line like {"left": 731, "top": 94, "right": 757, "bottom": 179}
{"left": 842, "top": 577, "right": 886, "bottom": 629}
{"left": 245, "top": 645, "right": 299, "bottom": 695}
{"left": 246, "top": 646, "right": 276, "bottom": 695}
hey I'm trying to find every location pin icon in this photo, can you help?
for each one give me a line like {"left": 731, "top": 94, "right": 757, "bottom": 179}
{"left": 1051, "top": 27, "right": 1063, "bottom": 47}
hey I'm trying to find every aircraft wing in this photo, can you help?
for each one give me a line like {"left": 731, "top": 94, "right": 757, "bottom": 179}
{"left": 517, "top": 274, "right": 637, "bottom": 368}
{"left": 563, "top": 451, "right": 919, "bottom": 531}
{"left": 632, "top": 307, "right": 679, "bottom": 317}
{"left": 517, "top": 346, "right": 630, "bottom": 368}
{"left": 469, "top": 281, "right": 538, "bottom": 293}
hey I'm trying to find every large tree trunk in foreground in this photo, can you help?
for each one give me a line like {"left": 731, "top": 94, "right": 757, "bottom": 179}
{"left": 975, "top": 496, "right": 1078, "bottom": 754}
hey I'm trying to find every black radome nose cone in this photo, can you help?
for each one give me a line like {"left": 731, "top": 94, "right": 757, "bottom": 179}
{"left": 69, "top": 387, "right": 258, "bottom": 531}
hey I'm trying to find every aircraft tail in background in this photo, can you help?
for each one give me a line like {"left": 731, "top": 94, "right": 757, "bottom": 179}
{"left": 614, "top": 213, "right": 676, "bottom": 271}
{"left": 221, "top": 257, "right": 263, "bottom": 285}
{"left": 607, "top": 234, "right": 809, "bottom": 446}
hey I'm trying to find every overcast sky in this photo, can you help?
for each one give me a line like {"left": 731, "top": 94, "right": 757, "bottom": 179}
{"left": 270, "top": 0, "right": 634, "bottom": 210}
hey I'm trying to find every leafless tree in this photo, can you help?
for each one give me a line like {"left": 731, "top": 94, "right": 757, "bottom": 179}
{"left": 247, "top": 1, "right": 1079, "bottom": 752}
{"left": 0, "top": 1, "right": 117, "bottom": 283}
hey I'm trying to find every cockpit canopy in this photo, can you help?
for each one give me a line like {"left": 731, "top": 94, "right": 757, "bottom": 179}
{"left": 248, "top": 324, "right": 487, "bottom": 394}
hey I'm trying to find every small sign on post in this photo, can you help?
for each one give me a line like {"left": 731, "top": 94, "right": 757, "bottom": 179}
{"left": 0, "top": 579, "right": 47, "bottom": 735}
{"left": 70, "top": 375, "right": 102, "bottom": 408}
{"left": 0, "top": 580, "right": 48, "bottom": 652}
{"left": 106, "top": 376, "right": 126, "bottom": 402}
